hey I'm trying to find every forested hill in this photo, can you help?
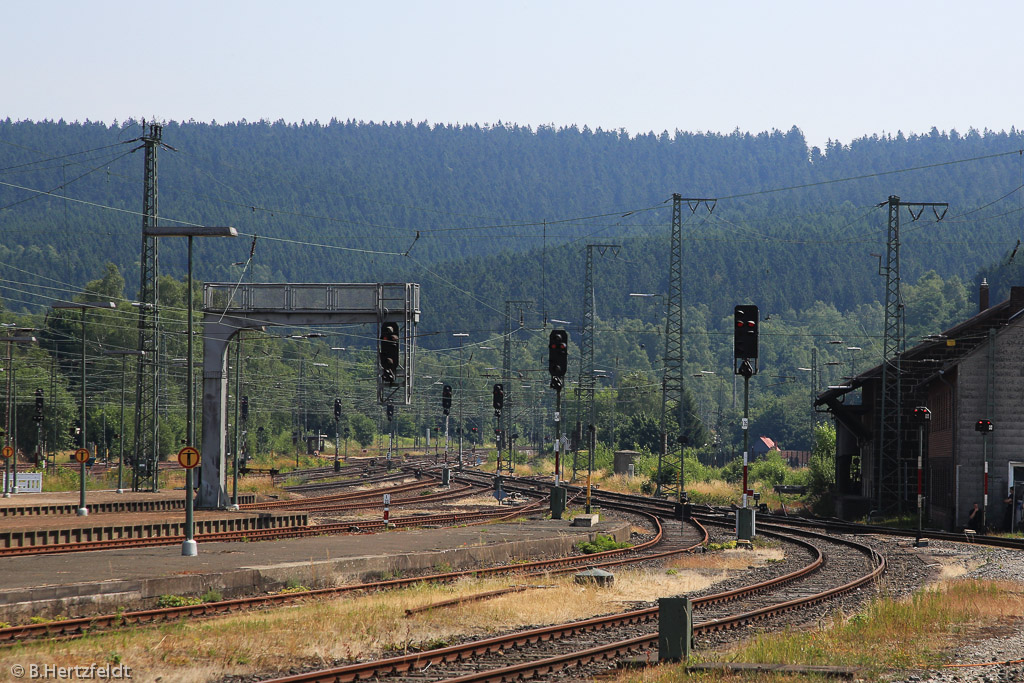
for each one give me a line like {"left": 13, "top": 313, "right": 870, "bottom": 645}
{"left": 2, "top": 118, "right": 1024, "bottom": 342}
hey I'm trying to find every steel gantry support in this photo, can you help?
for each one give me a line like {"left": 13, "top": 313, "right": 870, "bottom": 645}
{"left": 198, "top": 282, "right": 419, "bottom": 509}
{"left": 658, "top": 194, "right": 716, "bottom": 500}
{"left": 876, "top": 195, "right": 947, "bottom": 513}
{"left": 502, "top": 300, "right": 533, "bottom": 473}
{"left": 130, "top": 122, "right": 174, "bottom": 492}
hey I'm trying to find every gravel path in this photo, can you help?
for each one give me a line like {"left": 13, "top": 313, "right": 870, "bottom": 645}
{"left": 908, "top": 541, "right": 1024, "bottom": 683}
{"left": 687, "top": 530, "right": 1024, "bottom": 683}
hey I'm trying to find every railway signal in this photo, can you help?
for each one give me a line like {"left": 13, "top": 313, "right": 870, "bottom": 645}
{"left": 334, "top": 398, "right": 342, "bottom": 421}
{"left": 548, "top": 329, "right": 568, "bottom": 487}
{"left": 732, "top": 305, "right": 760, "bottom": 539}
{"left": 977, "top": 418, "right": 994, "bottom": 531}
{"left": 492, "top": 383, "right": 504, "bottom": 417}
{"left": 733, "top": 305, "right": 759, "bottom": 362}
{"left": 378, "top": 322, "right": 400, "bottom": 384}
{"left": 442, "top": 384, "right": 452, "bottom": 416}
{"left": 548, "top": 329, "right": 568, "bottom": 379}
{"left": 33, "top": 388, "right": 43, "bottom": 423}
{"left": 240, "top": 395, "right": 249, "bottom": 421}
{"left": 912, "top": 406, "right": 931, "bottom": 547}
{"left": 386, "top": 403, "right": 394, "bottom": 421}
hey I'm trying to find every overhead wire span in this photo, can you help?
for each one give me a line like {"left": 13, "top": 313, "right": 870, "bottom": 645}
{"left": 0, "top": 179, "right": 200, "bottom": 225}
{"left": 0, "top": 139, "right": 130, "bottom": 173}
{"left": 403, "top": 254, "right": 503, "bottom": 316}
{"left": 718, "top": 149, "right": 1024, "bottom": 201}
{"left": 0, "top": 149, "right": 135, "bottom": 212}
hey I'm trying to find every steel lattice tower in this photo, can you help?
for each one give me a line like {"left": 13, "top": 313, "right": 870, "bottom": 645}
{"left": 131, "top": 123, "right": 166, "bottom": 492}
{"left": 876, "top": 195, "right": 947, "bottom": 512}
{"left": 657, "top": 194, "right": 715, "bottom": 499}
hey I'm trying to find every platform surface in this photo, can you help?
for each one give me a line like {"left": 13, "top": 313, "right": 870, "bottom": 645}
{"left": 0, "top": 512, "right": 629, "bottom": 621}
{"left": 0, "top": 489, "right": 186, "bottom": 509}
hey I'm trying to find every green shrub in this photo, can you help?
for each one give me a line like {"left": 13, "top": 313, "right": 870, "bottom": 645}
{"left": 750, "top": 452, "right": 789, "bottom": 487}
{"left": 156, "top": 594, "right": 202, "bottom": 608}
{"left": 683, "top": 454, "right": 716, "bottom": 484}
{"left": 577, "top": 533, "right": 632, "bottom": 554}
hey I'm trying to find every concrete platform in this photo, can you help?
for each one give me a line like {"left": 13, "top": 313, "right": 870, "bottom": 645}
{"left": 0, "top": 490, "right": 298, "bottom": 549}
{"left": 0, "top": 516, "right": 630, "bottom": 622}
{"left": 0, "top": 509, "right": 308, "bottom": 548}
{"left": 0, "top": 489, "right": 256, "bottom": 516}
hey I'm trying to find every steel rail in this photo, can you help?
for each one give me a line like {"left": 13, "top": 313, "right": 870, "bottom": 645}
{"left": 0, "top": 498, "right": 537, "bottom": 559}
{"left": 292, "top": 484, "right": 485, "bottom": 513}
{"left": 242, "top": 478, "right": 439, "bottom": 509}
{"left": 748, "top": 510, "right": 1024, "bottom": 550}
{"left": 0, "top": 507, "right": 672, "bottom": 645}
{"left": 254, "top": 523, "right": 880, "bottom": 683}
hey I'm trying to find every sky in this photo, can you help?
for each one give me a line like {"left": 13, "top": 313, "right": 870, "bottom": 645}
{"left": 4, "top": 0, "right": 1024, "bottom": 149}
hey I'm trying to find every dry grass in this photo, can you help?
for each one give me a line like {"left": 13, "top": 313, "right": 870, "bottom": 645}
{"left": 611, "top": 579, "right": 1024, "bottom": 683}
{"left": 597, "top": 472, "right": 648, "bottom": 495}
{"left": 2, "top": 563, "right": 748, "bottom": 682}
{"left": 686, "top": 479, "right": 739, "bottom": 505}
{"left": 665, "top": 546, "right": 785, "bottom": 572}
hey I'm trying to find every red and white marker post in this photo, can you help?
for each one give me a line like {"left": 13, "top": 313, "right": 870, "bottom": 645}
{"left": 383, "top": 493, "right": 391, "bottom": 524}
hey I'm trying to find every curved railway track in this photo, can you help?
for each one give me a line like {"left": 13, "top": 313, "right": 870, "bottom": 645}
{"left": 0, "top": 502, "right": 705, "bottom": 645}
{"left": 255, "top": 521, "right": 883, "bottom": 683}
{"left": 3, "top": 465, "right": 896, "bottom": 681}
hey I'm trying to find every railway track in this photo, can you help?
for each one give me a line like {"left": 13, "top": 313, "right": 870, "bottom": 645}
{"left": 254, "top": 520, "right": 882, "bottom": 683}
{"left": 0, "top": 493, "right": 535, "bottom": 558}
{"left": 242, "top": 478, "right": 440, "bottom": 510}
{"left": 0, "top": 501, "right": 700, "bottom": 645}
{"left": 9, "top": 464, "right": 891, "bottom": 681}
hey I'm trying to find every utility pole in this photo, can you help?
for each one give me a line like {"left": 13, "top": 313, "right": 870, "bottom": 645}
{"left": 659, "top": 194, "right": 716, "bottom": 501}
{"left": 131, "top": 122, "right": 172, "bottom": 493}
{"left": 876, "top": 196, "right": 947, "bottom": 513}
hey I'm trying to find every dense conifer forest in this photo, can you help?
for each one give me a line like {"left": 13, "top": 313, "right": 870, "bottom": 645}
{"left": 2, "top": 118, "right": 1023, "bottom": 457}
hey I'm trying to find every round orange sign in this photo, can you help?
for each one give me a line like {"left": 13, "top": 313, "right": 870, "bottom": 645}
{"left": 0, "top": 446, "right": 12, "bottom": 459}
{"left": 73, "top": 448, "right": 90, "bottom": 464}
{"left": 178, "top": 446, "right": 201, "bottom": 469}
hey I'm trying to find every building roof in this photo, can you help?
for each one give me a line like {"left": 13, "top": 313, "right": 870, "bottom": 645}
{"left": 815, "top": 286, "right": 1024, "bottom": 407}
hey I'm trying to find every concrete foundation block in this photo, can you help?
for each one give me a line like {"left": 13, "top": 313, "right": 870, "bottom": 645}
{"left": 572, "top": 514, "right": 599, "bottom": 527}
